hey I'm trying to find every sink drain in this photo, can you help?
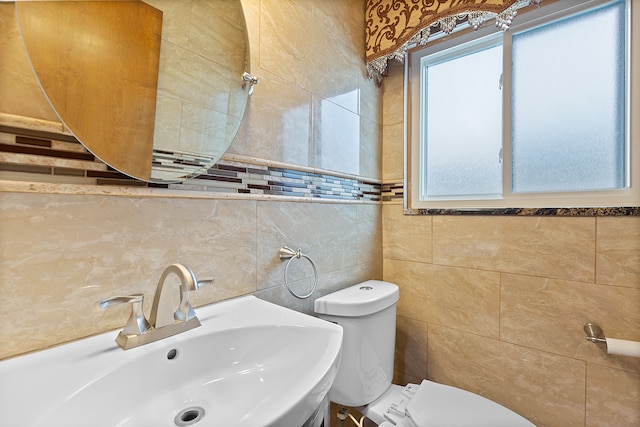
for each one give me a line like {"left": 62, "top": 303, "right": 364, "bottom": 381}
{"left": 174, "top": 406, "right": 205, "bottom": 426}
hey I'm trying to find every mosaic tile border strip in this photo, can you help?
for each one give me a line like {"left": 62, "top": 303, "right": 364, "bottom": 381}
{"left": 1, "top": 125, "right": 637, "bottom": 214}
{"left": 0, "top": 126, "right": 381, "bottom": 202}
{"left": 381, "top": 181, "right": 404, "bottom": 202}
{"left": 151, "top": 149, "right": 217, "bottom": 178}
{"left": 160, "top": 162, "right": 382, "bottom": 201}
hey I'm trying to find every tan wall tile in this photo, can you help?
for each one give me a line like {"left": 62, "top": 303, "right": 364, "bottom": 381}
{"left": 383, "top": 259, "right": 500, "bottom": 338}
{"left": 357, "top": 204, "right": 382, "bottom": 265}
{"left": 258, "top": 0, "right": 314, "bottom": 91}
{"left": 188, "top": 0, "right": 247, "bottom": 71}
{"left": 393, "top": 369, "right": 423, "bottom": 387}
{"left": 312, "top": 94, "right": 361, "bottom": 175}
{"left": 586, "top": 364, "right": 640, "bottom": 427}
{"left": 0, "top": 193, "right": 258, "bottom": 358}
{"left": 380, "top": 57, "right": 404, "bottom": 181}
{"left": 1, "top": 193, "right": 378, "bottom": 358}
{"left": 382, "top": 122, "right": 404, "bottom": 181}
{"left": 359, "top": 116, "right": 382, "bottom": 180}
{"left": 382, "top": 60, "right": 405, "bottom": 126}
{"left": 383, "top": 204, "right": 432, "bottom": 262}
{"left": 259, "top": 0, "right": 360, "bottom": 114}
{"left": 359, "top": 69, "right": 383, "bottom": 125}
{"left": 384, "top": 208, "right": 639, "bottom": 425}
{"left": 230, "top": 66, "right": 312, "bottom": 166}
{"left": 236, "top": 0, "right": 380, "bottom": 177}
{"left": 428, "top": 325, "right": 586, "bottom": 427}
{"left": 384, "top": 259, "right": 428, "bottom": 321}
{"left": 433, "top": 216, "right": 596, "bottom": 282}
{"left": 596, "top": 217, "right": 640, "bottom": 288}
{"left": 256, "top": 201, "right": 358, "bottom": 289}
{"left": 395, "top": 315, "right": 427, "bottom": 380}
{"left": 501, "top": 273, "right": 640, "bottom": 374}
{"left": 311, "top": 0, "right": 365, "bottom": 58}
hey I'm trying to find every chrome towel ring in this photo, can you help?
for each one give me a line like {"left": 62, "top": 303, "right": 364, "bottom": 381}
{"left": 279, "top": 246, "right": 318, "bottom": 299}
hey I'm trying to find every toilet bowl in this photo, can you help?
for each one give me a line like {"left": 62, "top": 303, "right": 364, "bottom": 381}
{"left": 314, "top": 280, "right": 535, "bottom": 427}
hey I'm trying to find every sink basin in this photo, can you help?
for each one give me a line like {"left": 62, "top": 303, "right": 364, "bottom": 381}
{"left": 0, "top": 296, "right": 343, "bottom": 427}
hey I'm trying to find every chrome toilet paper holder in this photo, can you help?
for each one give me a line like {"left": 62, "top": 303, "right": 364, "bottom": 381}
{"left": 584, "top": 322, "right": 606, "bottom": 344}
{"left": 584, "top": 322, "right": 640, "bottom": 358}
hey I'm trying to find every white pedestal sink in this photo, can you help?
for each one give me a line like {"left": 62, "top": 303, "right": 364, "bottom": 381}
{"left": 0, "top": 296, "right": 343, "bottom": 427}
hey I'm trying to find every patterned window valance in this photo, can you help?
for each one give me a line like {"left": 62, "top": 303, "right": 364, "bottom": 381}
{"left": 365, "top": 0, "right": 543, "bottom": 82}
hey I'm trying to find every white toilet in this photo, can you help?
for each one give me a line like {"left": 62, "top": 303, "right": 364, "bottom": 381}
{"left": 314, "top": 280, "right": 536, "bottom": 427}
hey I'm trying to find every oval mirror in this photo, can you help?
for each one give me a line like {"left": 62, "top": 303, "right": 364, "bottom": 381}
{"left": 15, "top": 0, "right": 251, "bottom": 183}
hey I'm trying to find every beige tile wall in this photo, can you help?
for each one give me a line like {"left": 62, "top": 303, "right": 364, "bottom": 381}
{"left": 0, "top": 194, "right": 381, "bottom": 358}
{"left": 0, "top": 0, "right": 383, "bottom": 359}
{"left": 381, "top": 54, "right": 640, "bottom": 427}
{"left": 232, "top": 0, "right": 382, "bottom": 180}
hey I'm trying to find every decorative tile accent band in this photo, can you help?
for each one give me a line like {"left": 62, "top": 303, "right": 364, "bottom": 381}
{"left": 1, "top": 126, "right": 637, "bottom": 215}
{"left": 381, "top": 182, "right": 404, "bottom": 201}
{"left": 161, "top": 162, "right": 382, "bottom": 202}
{"left": 151, "top": 149, "right": 217, "bottom": 178}
{"left": 0, "top": 126, "right": 381, "bottom": 202}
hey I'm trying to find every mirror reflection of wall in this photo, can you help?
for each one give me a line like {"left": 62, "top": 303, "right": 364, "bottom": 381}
{"left": 145, "top": 0, "right": 250, "bottom": 182}
{"left": 1, "top": 0, "right": 250, "bottom": 183}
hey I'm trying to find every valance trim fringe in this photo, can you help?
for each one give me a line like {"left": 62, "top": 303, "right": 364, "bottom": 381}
{"left": 365, "top": 0, "right": 543, "bottom": 83}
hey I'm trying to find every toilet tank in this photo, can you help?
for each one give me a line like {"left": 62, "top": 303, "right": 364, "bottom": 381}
{"left": 314, "top": 280, "right": 399, "bottom": 407}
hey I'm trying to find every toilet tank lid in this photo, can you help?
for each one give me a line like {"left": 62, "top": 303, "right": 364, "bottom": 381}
{"left": 314, "top": 280, "right": 399, "bottom": 317}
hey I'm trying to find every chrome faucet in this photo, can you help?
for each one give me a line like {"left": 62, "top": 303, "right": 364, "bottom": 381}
{"left": 99, "top": 263, "right": 213, "bottom": 350}
{"left": 150, "top": 263, "right": 200, "bottom": 328}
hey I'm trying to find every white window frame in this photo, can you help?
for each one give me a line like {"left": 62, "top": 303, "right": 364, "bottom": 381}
{"left": 406, "top": 0, "right": 639, "bottom": 209}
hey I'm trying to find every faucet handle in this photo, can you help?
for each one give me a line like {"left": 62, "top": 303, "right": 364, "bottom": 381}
{"left": 174, "top": 278, "right": 213, "bottom": 323}
{"left": 99, "top": 293, "right": 152, "bottom": 336}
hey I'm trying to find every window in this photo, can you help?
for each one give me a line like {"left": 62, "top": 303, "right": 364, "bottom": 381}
{"left": 407, "top": 0, "right": 639, "bottom": 209}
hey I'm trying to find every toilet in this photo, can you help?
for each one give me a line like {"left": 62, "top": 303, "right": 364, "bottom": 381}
{"left": 314, "top": 280, "right": 535, "bottom": 427}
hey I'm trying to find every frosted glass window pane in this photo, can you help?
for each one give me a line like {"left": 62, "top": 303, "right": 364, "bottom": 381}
{"left": 511, "top": 1, "right": 626, "bottom": 193}
{"left": 424, "top": 45, "right": 503, "bottom": 197}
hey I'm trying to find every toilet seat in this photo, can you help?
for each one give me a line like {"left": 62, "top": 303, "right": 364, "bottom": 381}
{"left": 363, "top": 380, "right": 535, "bottom": 427}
